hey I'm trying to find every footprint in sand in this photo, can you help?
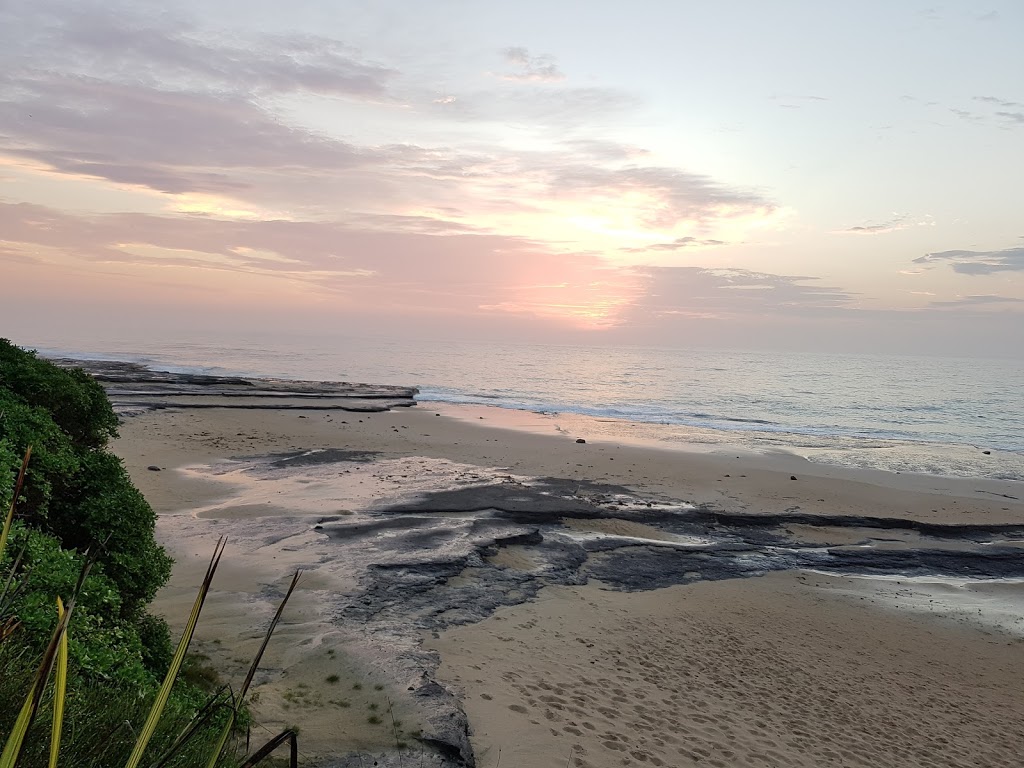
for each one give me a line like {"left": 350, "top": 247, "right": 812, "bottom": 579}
{"left": 508, "top": 704, "right": 528, "bottom": 713}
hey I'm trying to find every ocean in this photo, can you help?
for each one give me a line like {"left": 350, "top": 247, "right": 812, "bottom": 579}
{"left": 21, "top": 333, "right": 1024, "bottom": 481}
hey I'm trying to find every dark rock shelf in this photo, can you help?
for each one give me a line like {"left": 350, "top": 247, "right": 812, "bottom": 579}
{"left": 49, "top": 358, "right": 418, "bottom": 415}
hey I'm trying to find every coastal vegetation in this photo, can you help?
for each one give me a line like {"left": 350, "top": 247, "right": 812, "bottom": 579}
{"left": 0, "top": 340, "right": 173, "bottom": 681}
{"left": 0, "top": 340, "right": 296, "bottom": 767}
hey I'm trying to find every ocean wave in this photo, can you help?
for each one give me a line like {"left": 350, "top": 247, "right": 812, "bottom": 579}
{"left": 415, "top": 389, "right": 1024, "bottom": 456}
{"left": 33, "top": 338, "right": 1024, "bottom": 481}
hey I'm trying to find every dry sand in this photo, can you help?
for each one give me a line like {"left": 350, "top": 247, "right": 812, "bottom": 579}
{"left": 111, "top": 402, "right": 1024, "bottom": 766}
{"left": 427, "top": 573, "right": 1024, "bottom": 768}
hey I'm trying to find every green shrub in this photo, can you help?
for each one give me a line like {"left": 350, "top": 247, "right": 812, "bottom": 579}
{"left": 0, "top": 341, "right": 294, "bottom": 767}
{"left": 0, "top": 340, "right": 172, "bottom": 681}
{"left": 0, "top": 341, "right": 118, "bottom": 449}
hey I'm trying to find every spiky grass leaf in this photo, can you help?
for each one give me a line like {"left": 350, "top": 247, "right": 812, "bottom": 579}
{"left": 147, "top": 686, "right": 234, "bottom": 768}
{"left": 0, "top": 617, "right": 19, "bottom": 642}
{"left": 0, "top": 447, "right": 31, "bottom": 564}
{"left": 205, "top": 571, "right": 301, "bottom": 768}
{"left": 238, "top": 729, "right": 297, "bottom": 768}
{"left": 0, "top": 545, "right": 29, "bottom": 619}
{"left": 0, "top": 590, "right": 74, "bottom": 768}
{"left": 48, "top": 597, "right": 68, "bottom": 768}
{"left": 240, "top": 571, "right": 300, "bottom": 701}
{"left": 125, "top": 538, "right": 226, "bottom": 768}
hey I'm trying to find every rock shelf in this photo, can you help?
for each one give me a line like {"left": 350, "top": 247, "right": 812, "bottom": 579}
{"left": 49, "top": 358, "right": 418, "bottom": 416}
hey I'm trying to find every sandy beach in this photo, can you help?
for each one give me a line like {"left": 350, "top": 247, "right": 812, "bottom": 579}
{"left": 111, "top": 397, "right": 1024, "bottom": 767}
{"left": 11, "top": 0, "right": 1024, "bottom": 763}
{"left": 428, "top": 573, "right": 1024, "bottom": 768}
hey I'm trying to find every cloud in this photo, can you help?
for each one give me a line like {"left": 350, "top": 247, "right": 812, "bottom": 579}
{"left": 0, "top": 0, "right": 673, "bottom": 222}
{"left": 770, "top": 93, "right": 829, "bottom": 109}
{"left": 0, "top": 200, "right": 854, "bottom": 335}
{"left": 621, "top": 237, "right": 725, "bottom": 253}
{"left": 949, "top": 96, "right": 1024, "bottom": 129}
{"left": 543, "top": 164, "right": 772, "bottom": 228}
{"left": 437, "top": 84, "right": 640, "bottom": 128}
{"left": 0, "top": 76, "right": 375, "bottom": 194}
{"left": 840, "top": 214, "right": 908, "bottom": 235}
{"left": 950, "top": 108, "right": 984, "bottom": 123}
{"left": 974, "top": 95, "right": 1022, "bottom": 109}
{"left": 0, "top": 246, "right": 40, "bottom": 264}
{"left": 996, "top": 111, "right": 1024, "bottom": 125}
{"left": 929, "top": 294, "right": 1024, "bottom": 307}
{"left": 0, "top": 0, "right": 407, "bottom": 197}
{"left": 0, "top": 0, "right": 778, "bottom": 265}
{"left": 0, "top": 59, "right": 766, "bottom": 232}
{"left": 837, "top": 213, "right": 934, "bottom": 236}
{"left": 561, "top": 139, "right": 651, "bottom": 162}
{"left": 624, "top": 267, "right": 856, "bottom": 322}
{"left": 500, "top": 47, "right": 565, "bottom": 83}
{"left": 378, "top": 149, "right": 776, "bottom": 235}
{"left": 914, "top": 247, "right": 1024, "bottom": 275}
{"left": 0, "top": 0, "right": 396, "bottom": 98}
{"left": 0, "top": 200, "right": 642, "bottom": 326}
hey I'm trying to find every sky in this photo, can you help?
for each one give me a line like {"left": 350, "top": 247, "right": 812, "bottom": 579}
{"left": 0, "top": 0, "right": 1022, "bottom": 356}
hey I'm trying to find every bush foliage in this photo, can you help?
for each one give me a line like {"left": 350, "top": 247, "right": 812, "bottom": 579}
{"left": 0, "top": 339, "right": 173, "bottom": 683}
{"left": 0, "top": 341, "right": 298, "bottom": 768}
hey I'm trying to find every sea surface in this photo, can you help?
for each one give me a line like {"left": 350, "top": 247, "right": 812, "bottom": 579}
{"left": 22, "top": 333, "right": 1024, "bottom": 481}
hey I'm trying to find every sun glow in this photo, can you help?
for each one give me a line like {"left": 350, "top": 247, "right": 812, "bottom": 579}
{"left": 394, "top": 180, "right": 794, "bottom": 328}
{"left": 485, "top": 267, "right": 648, "bottom": 330}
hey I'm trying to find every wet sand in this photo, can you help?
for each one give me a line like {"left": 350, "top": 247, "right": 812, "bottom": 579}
{"left": 119, "top": 403, "right": 1022, "bottom": 527}
{"left": 112, "top": 401, "right": 1024, "bottom": 767}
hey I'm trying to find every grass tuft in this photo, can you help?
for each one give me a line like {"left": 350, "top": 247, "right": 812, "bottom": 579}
{"left": 204, "top": 569, "right": 301, "bottom": 768}
{"left": 125, "top": 537, "right": 226, "bottom": 768}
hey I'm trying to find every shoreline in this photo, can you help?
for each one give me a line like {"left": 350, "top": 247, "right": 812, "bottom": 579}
{"left": 422, "top": 399, "right": 1024, "bottom": 483}
{"left": 52, "top": 354, "right": 1024, "bottom": 483}
{"left": 100, "top": 366, "right": 1024, "bottom": 766}
{"left": 120, "top": 396, "right": 1022, "bottom": 526}
{"left": 74, "top": 357, "right": 1022, "bottom": 525}
{"left": 425, "top": 400, "right": 1024, "bottom": 505}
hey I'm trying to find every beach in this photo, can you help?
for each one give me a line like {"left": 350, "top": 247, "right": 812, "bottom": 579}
{"left": 10, "top": 0, "right": 1024, "bottom": 763}
{"left": 109, "top": 383, "right": 1024, "bottom": 767}
{"left": 428, "top": 574, "right": 1024, "bottom": 768}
